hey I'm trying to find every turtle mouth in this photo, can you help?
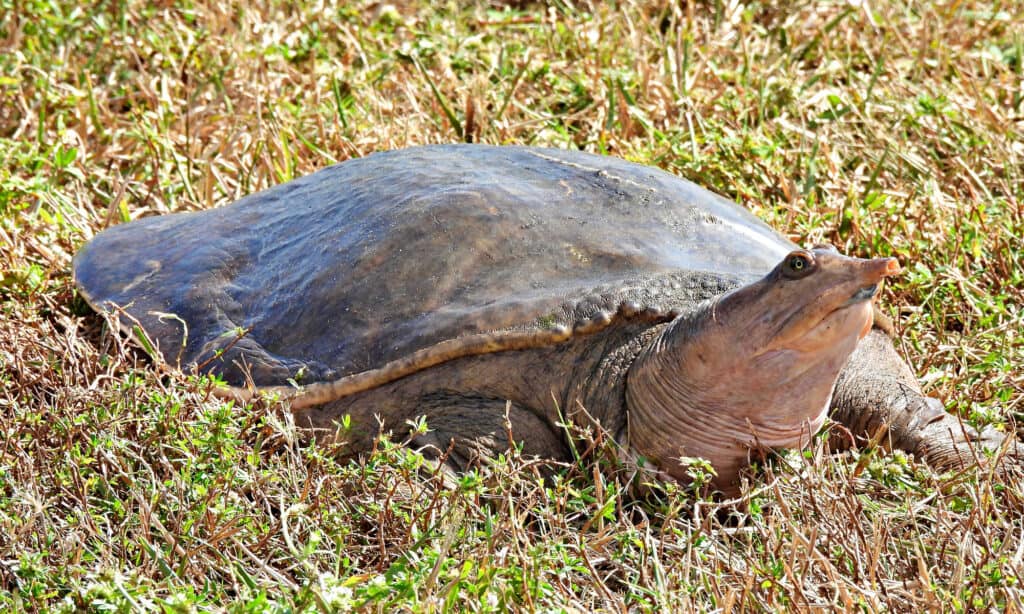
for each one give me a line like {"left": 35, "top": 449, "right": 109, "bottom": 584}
{"left": 842, "top": 283, "right": 878, "bottom": 307}
{"left": 768, "top": 283, "right": 879, "bottom": 352}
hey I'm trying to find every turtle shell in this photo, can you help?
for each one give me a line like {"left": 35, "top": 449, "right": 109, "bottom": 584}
{"left": 74, "top": 145, "right": 794, "bottom": 387}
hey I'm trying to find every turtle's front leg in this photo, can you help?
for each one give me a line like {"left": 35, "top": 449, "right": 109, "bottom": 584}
{"left": 829, "top": 327, "right": 1018, "bottom": 471}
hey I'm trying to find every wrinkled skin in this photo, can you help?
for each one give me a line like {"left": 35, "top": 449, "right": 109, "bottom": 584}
{"left": 73, "top": 144, "right": 1018, "bottom": 495}
{"left": 625, "top": 247, "right": 900, "bottom": 490}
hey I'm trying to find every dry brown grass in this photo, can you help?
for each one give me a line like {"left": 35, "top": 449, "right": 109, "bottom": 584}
{"left": 1, "top": 0, "right": 1023, "bottom": 610}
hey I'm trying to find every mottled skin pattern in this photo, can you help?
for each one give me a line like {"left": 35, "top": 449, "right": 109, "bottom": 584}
{"left": 73, "top": 145, "right": 1015, "bottom": 494}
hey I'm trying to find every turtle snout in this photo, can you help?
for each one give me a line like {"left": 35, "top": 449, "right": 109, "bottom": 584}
{"left": 873, "top": 257, "right": 901, "bottom": 279}
{"left": 853, "top": 257, "right": 900, "bottom": 295}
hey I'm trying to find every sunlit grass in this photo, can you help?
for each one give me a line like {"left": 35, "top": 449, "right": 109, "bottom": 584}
{"left": 1, "top": 0, "right": 1022, "bottom": 610}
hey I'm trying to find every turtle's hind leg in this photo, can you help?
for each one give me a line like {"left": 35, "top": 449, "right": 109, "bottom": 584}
{"left": 829, "top": 327, "right": 1019, "bottom": 473}
{"left": 408, "top": 394, "right": 571, "bottom": 473}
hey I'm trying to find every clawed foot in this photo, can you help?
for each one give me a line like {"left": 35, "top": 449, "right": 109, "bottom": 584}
{"left": 908, "top": 410, "right": 1022, "bottom": 476}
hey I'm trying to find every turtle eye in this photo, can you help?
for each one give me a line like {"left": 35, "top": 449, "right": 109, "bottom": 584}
{"left": 783, "top": 252, "right": 814, "bottom": 278}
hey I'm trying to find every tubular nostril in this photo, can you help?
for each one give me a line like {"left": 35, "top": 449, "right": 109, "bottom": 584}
{"left": 864, "top": 257, "right": 901, "bottom": 283}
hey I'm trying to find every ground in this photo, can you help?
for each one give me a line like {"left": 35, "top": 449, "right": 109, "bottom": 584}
{"left": 1, "top": 0, "right": 1023, "bottom": 611}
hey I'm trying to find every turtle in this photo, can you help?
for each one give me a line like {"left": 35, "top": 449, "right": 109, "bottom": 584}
{"left": 73, "top": 144, "right": 1012, "bottom": 494}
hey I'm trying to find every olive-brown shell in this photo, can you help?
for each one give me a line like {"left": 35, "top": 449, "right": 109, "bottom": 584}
{"left": 74, "top": 145, "right": 792, "bottom": 387}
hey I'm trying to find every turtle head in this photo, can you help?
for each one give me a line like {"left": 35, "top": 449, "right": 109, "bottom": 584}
{"left": 626, "top": 246, "right": 900, "bottom": 494}
{"left": 715, "top": 245, "right": 900, "bottom": 359}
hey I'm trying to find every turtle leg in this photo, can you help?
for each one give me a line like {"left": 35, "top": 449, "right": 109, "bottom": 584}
{"left": 193, "top": 326, "right": 336, "bottom": 386}
{"left": 829, "top": 327, "right": 1019, "bottom": 472}
{"left": 407, "top": 393, "right": 571, "bottom": 472}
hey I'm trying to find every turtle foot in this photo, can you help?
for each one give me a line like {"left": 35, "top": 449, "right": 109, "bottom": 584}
{"left": 195, "top": 334, "right": 337, "bottom": 387}
{"left": 909, "top": 412, "right": 1022, "bottom": 477}
{"left": 830, "top": 328, "right": 1022, "bottom": 478}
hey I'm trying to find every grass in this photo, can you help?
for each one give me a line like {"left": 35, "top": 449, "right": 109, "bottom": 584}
{"left": 1, "top": 0, "right": 1023, "bottom": 610}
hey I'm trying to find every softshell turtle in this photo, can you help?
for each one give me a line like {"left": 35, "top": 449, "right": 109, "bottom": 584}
{"left": 74, "top": 144, "right": 1009, "bottom": 493}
